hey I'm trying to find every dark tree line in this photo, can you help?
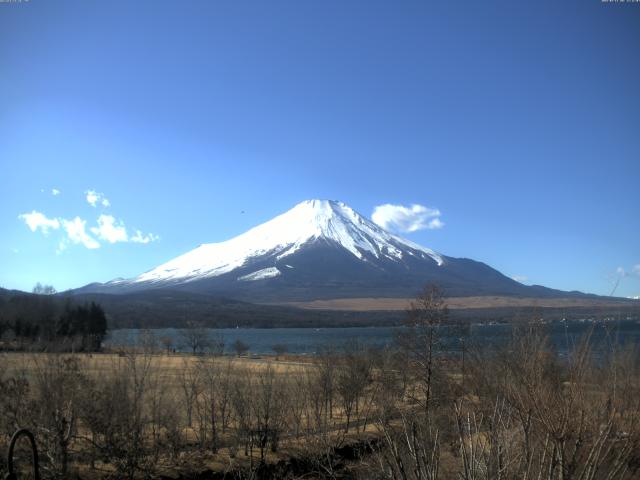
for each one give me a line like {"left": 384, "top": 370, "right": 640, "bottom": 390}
{"left": 0, "top": 289, "right": 107, "bottom": 351}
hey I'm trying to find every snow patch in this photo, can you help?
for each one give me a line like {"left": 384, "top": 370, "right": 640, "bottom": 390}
{"left": 237, "top": 267, "right": 281, "bottom": 282}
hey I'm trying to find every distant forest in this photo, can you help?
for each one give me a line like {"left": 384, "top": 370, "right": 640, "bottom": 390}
{"left": 0, "top": 285, "right": 107, "bottom": 351}
{"left": 66, "top": 289, "right": 640, "bottom": 329}
{"left": 2, "top": 286, "right": 639, "bottom": 334}
{"left": 70, "top": 289, "right": 406, "bottom": 329}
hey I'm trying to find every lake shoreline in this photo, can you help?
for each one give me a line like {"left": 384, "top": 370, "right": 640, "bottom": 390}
{"left": 105, "top": 319, "right": 640, "bottom": 356}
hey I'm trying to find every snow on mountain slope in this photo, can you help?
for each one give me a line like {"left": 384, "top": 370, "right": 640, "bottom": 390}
{"left": 130, "top": 200, "right": 443, "bottom": 286}
{"left": 238, "top": 267, "right": 281, "bottom": 282}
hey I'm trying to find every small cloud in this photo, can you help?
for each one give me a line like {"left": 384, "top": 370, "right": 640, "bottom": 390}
{"left": 91, "top": 214, "right": 128, "bottom": 243}
{"left": 52, "top": 188, "right": 60, "bottom": 196}
{"left": 61, "top": 217, "right": 100, "bottom": 249}
{"left": 12, "top": 248, "right": 19, "bottom": 254}
{"left": 86, "top": 190, "right": 99, "bottom": 207}
{"left": 130, "top": 230, "right": 160, "bottom": 244}
{"left": 56, "top": 241, "right": 67, "bottom": 254}
{"left": 613, "top": 265, "right": 640, "bottom": 278}
{"left": 85, "top": 189, "right": 110, "bottom": 208}
{"left": 89, "top": 215, "right": 158, "bottom": 245}
{"left": 511, "top": 275, "right": 528, "bottom": 284}
{"left": 372, "top": 203, "right": 444, "bottom": 233}
{"left": 18, "top": 211, "right": 60, "bottom": 235}
{"left": 427, "top": 217, "right": 444, "bottom": 229}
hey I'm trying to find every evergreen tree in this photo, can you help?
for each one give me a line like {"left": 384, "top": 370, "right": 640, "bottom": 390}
{"left": 87, "top": 302, "right": 107, "bottom": 350}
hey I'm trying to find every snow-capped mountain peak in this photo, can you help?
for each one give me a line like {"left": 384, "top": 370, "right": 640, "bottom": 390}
{"left": 75, "top": 199, "right": 560, "bottom": 302}
{"left": 131, "top": 199, "right": 443, "bottom": 285}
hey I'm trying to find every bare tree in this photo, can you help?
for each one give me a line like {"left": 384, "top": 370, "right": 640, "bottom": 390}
{"left": 230, "top": 368, "right": 253, "bottom": 459}
{"left": 397, "top": 284, "right": 448, "bottom": 417}
{"left": 138, "top": 329, "right": 158, "bottom": 353}
{"left": 180, "top": 321, "right": 215, "bottom": 355}
{"left": 287, "top": 369, "right": 308, "bottom": 439}
{"left": 210, "top": 331, "right": 225, "bottom": 356}
{"left": 216, "top": 358, "right": 235, "bottom": 434}
{"left": 0, "top": 356, "right": 30, "bottom": 454}
{"left": 79, "top": 351, "right": 157, "bottom": 479}
{"left": 159, "top": 335, "right": 174, "bottom": 354}
{"left": 272, "top": 343, "right": 288, "bottom": 360}
{"left": 193, "top": 355, "right": 233, "bottom": 452}
{"left": 232, "top": 339, "right": 249, "bottom": 357}
{"left": 318, "top": 345, "right": 337, "bottom": 421}
{"left": 179, "top": 358, "right": 200, "bottom": 429}
{"left": 32, "top": 282, "right": 57, "bottom": 295}
{"left": 29, "top": 354, "right": 84, "bottom": 477}
{"left": 336, "top": 341, "right": 372, "bottom": 433}
{"left": 373, "top": 285, "right": 449, "bottom": 480}
{"left": 375, "top": 410, "right": 441, "bottom": 480}
{"left": 463, "top": 323, "right": 640, "bottom": 480}
{"left": 252, "top": 365, "right": 288, "bottom": 458}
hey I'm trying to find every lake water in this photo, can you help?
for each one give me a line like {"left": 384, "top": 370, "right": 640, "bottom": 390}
{"left": 105, "top": 319, "right": 640, "bottom": 355}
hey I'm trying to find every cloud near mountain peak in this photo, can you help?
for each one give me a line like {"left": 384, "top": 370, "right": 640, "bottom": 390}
{"left": 371, "top": 203, "right": 444, "bottom": 233}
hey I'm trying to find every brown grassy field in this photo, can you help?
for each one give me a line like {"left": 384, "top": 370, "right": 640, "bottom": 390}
{"left": 275, "top": 295, "right": 637, "bottom": 311}
{"left": 1, "top": 351, "right": 314, "bottom": 387}
{"left": 2, "top": 317, "right": 639, "bottom": 480}
{"left": 0, "top": 350, "right": 383, "bottom": 479}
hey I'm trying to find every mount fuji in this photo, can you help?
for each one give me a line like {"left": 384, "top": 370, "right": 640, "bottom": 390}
{"left": 75, "top": 200, "right": 583, "bottom": 302}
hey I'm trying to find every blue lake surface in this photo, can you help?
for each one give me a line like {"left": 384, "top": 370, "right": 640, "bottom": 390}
{"left": 105, "top": 320, "right": 640, "bottom": 355}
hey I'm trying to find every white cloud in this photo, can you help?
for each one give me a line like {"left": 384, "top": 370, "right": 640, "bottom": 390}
{"left": 52, "top": 188, "right": 60, "bottom": 196}
{"left": 61, "top": 217, "right": 100, "bottom": 249}
{"left": 20, "top": 211, "right": 101, "bottom": 251}
{"left": 56, "top": 241, "right": 67, "bottom": 254}
{"left": 614, "top": 265, "right": 640, "bottom": 278}
{"left": 85, "top": 190, "right": 110, "bottom": 208}
{"left": 371, "top": 203, "right": 444, "bottom": 233}
{"left": 18, "top": 211, "right": 60, "bottom": 235}
{"left": 427, "top": 217, "right": 444, "bottom": 229}
{"left": 85, "top": 190, "right": 99, "bottom": 207}
{"left": 511, "top": 275, "right": 528, "bottom": 284}
{"left": 91, "top": 214, "right": 128, "bottom": 243}
{"left": 19, "top": 190, "right": 158, "bottom": 252}
{"left": 131, "top": 230, "right": 160, "bottom": 244}
{"left": 89, "top": 215, "right": 158, "bottom": 245}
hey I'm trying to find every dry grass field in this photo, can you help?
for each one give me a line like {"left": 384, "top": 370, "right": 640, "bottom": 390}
{"left": 1, "top": 351, "right": 315, "bottom": 397}
{"left": 277, "top": 295, "right": 636, "bottom": 311}
{"left": 0, "top": 349, "right": 386, "bottom": 479}
{"left": 1, "top": 312, "right": 639, "bottom": 480}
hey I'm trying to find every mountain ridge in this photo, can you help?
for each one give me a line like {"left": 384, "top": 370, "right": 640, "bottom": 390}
{"left": 72, "top": 199, "right": 606, "bottom": 302}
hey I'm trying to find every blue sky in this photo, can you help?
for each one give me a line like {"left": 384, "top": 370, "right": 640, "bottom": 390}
{"left": 1, "top": 0, "right": 639, "bottom": 297}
